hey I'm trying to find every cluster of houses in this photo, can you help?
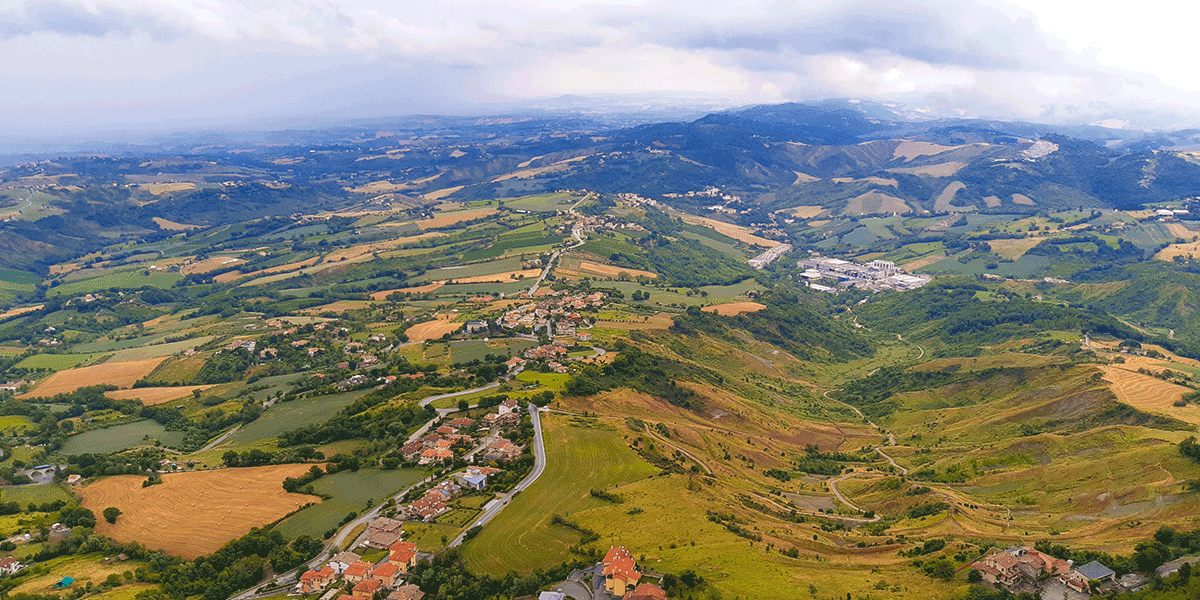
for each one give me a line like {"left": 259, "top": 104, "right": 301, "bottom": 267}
{"left": 297, "top": 541, "right": 425, "bottom": 600}
{"left": 498, "top": 292, "right": 604, "bottom": 334}
{"left": 575, "top": 214, "right": 647, "bottom": 234}
{"left": 798, "top": 256, "right": 932, "bottom": 293}
{"left": 972, "top": 547, "right": 1141, "bottom": 596}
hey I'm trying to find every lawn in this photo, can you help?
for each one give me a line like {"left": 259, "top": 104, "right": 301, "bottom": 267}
{"left": 462, "top": 415, "right": 658, "bottom": 575}
{"left": 222, "top": 390, "right": 370, "bottom": 446}
{"left": 275, "top": 468, "right": 427, "bottom": 539}
{"left": 59, "top": 420, "right": 188, "bottom": 454}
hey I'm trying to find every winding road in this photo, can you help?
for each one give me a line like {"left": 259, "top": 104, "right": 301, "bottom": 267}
{"left": 448, "top": 402, "right": 547, "bottom": 547}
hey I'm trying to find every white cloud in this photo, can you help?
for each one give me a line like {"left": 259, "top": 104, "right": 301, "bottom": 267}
{"left": 2, "top": 0, "right": 1200, "bottom": 136}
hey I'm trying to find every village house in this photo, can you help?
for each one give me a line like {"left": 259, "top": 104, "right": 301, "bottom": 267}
{"left": 497, "top": 398, "right": 520, "bottom": 415}
{"left": 343, "top": 561, "right": 374, "bottom": 584}
{"left": 388, "top": 541, "right": 420, "bottom": 573}
{"left": 0, "top": 557, "right": 23, "bottom": 575}
{"left": 341, "top": 594, "right": 371, "bottom": 600}
{"left": 400, "top": 441, "right": 426, "bottom": 461}
{"left": 448, "top": 417, "right": 476, "bottom": 429}
{"left": 388, "top": 584, "right": 425, "bottom": 600}
{"left": 298, "top": 567, "right": 336, "bottom": 593}
{"left": 1067, "top": 561, "right": 1116, "bottom": 593}
{"left": 352, "top": 579, "right": 384, "bottom": 596}
{"left": 603, "top": 547, "right": 642, "bottom": 596}
{"left": 484, "top": 438, "right": 523, "bottom": 462}
{"left": 623, "top": 583, "right": 667, "bottom": 600}
{"left": 419, "top": 447, "right": 454, "bottom": 465}
{"left": 370, "top": 562, "right": 402, "bottom": 588}
{"left": 328, "top": 551, "right": 361, "bottom": 574}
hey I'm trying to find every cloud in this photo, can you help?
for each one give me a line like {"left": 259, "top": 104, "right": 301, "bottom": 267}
{"left": 1, "top": 0, "right": 1199, "bottom": 136}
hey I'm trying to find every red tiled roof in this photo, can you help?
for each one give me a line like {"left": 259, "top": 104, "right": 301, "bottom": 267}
{"left": 623, "top": 583, "right": 667, "bottom": 600}
{"left": 345, "top": 561, "right": 372, "bottom": 577}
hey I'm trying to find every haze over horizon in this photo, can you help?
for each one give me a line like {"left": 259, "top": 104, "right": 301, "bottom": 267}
{"left": 5, "top": 0, "right": 1200, "bottom": 139}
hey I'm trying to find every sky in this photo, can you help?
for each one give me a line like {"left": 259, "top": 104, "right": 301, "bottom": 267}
{"left": 3, "top": 0, "right": 1200, "bottom": 138}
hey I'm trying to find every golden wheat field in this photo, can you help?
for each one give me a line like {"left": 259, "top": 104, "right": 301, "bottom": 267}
{"left": 105, "top": 385, "right": 216, "bottom": 406}
{"left": 23, "top": 358, "right": 168, "bottom": 397}
{"left": 1098, "top": 365, "right": 1200, "bottom": 425}
{"left": 405, "top": 314, "right": 463, "bottom": 341}
{"left": 701, "top": 302, "right": 766, "bottom": 316}
{"left": 79, "top": 465, "right": 320, "bottom": 558}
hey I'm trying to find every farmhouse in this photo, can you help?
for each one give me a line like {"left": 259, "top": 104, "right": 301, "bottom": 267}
{"left": 483, "top": 438, "right": 523, "bottom": 462}
{"left": 971, "top": 547, "right": 1071, "bottom": 589}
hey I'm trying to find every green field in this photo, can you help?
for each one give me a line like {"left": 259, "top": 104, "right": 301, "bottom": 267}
{"left": 0, "top": 415, "right": 32, "bottom": 433}
{"left": 222, "top": 390, "right": 369, "bottom": 446}
{"left": 504, "top": 193, "right": 575, "bottom": 212}
{"left": 462, "top": 416, "right": 658, "bottom": 575}
{"left": 410, "top": 256, "right": 523, "bottom": 283}
{"left": 275, "top": 468, "right": 427, "bottom": 539}
{"left": 0, "top": 269, "right": 39, "bottom": 285}
{"left": 0, "top": 483, "right": 74, "bottom": 507}
{"left": 59, "top": 420, "right": 188, "bottom": 454}
{"left": 13, "top": 353, "right": 101, "bottom": 371}
{"left": 47, "top": 270, "right": 183, "bottom": 297}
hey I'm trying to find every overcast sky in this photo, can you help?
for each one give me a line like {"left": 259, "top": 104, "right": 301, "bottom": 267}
{"left": 3, "top": 0, "right": 1200, "bottom": 138}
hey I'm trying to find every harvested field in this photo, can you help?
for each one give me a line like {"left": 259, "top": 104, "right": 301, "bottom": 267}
{"left": 989, "top": 237, "right": 1042, "bottom": 260}
{"left": 893, "top": 141, "right": 961, "bottom": 160}
{"left": 1154, "top": 240, "right": 1200, "bottom": 261}
{"left": 568, "top": 260, "right": 657, "bottom": 279}
{"left": 984, "top": 196, "right": 1002, "bottom": 208}
{"left": 1012, "top": 193, "right": 1036, "bottom": 205}
{"left": 785, "top": 206, "right": 824, "bottom": 218}
{"left": 405, "top": 314, "right": 463, "bottom": 341}
{"left": 702, "top": 302, "right": 766, "bottom": 316}
{"left": 414, "top": 207, "right": 496, "bottom": 228}
{"left": 422, "top": 186, "right": 465, "bottom": 201}
{"left": 676, "top": 214, "right": 777, "bottom": 247}
{"left": 181, "top": 256, "right": 243, "bottom": 275}
{"left": 1165, "top": 222, "right": 1197, "bottom": 238}
{"left": 899, "top": 252, "right": 947, "bottom": 271}
{"left": 493, "top": 156, "right": 589, "bottom": 182}
{"left": 345, "top": 180, "right": 410, "bottom": 194}
{"left": 142, "top": 183, "right": 198, "bottom": 195}
{"left": 0, "top": 304, "right": 43, "bottom": 321}
{"left": 370, "top": 282, "right": 444, "bottom": 300}
{"left": 933, "top": 181, "right": 966, "bottom": 211}
{"left": 844, "top": 191, "right": 911, "bottom": 215}
{"left": 152, "top": 217, "right": 201, "bottom": 230}
{"left": 595, "top": 315, "right": 674, "bottom": 330}
{"left": 79, "top": 465, "right": 320, "bottom": 558}
{"left": 450, "top": 269, "right": 542, "bottom": 284}
{"left": 22, "top": 357, "right": 167, "bottom": 397}
{"left": 793, "top": 171, "right": 820, "bottom": 184}
{"left": 890, "top": 162, "right": 967, "bottom": 177}
{"left": 1099, "top": 365, "right": 1200, "bottom": 425}
{"left": 106, "top": 385, "right": 216, "bottom": 406}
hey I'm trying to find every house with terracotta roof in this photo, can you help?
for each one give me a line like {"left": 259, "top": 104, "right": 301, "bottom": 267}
{"left": 400, "top": 441, "right": 426, "bottom": 461}
{"left": 497, "top": 398, "right": 520, "bottom": 415}
{"left": 353, "top": 579, "right": 384, "bottom": 596}
{"left": 371, "top": 562, "right": 401, "bottom": 588}
{"left": 971, "top": 547, "right": 1073, "bottom": 591}
{"left": 0, "top": 556, "right": 23, "bottom": 575}
{"left": 388, "top": 541, "right": 420, "bottom": 573}
{"left": 341, "top": 594, "right": 372, "bottom": 600}
{"left": 419, "top": 447, "right": 454, "bottom": 464}
{"left": 972, "top": 551, "right": 1020, "bottom": 588}
{"left": 387, "top": 584, "right": 425, "bottom": 600}
{"left": 343, "top": 561, "right": 374, "bottom": 584}
{"left": 298, "top": 567, "right": 336, "bottom": 594}
{"left": 623, "top": 583, "right": 666, "bottom": 600}
{"left": 602, "top": 547, "right": 642, "bottom": 596}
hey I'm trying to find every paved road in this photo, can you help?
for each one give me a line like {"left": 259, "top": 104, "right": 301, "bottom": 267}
{"left": 448, "top": 402, "right": 546, "bottom": 547}
{"left": 194, "top": 424, "right": 242, "bottom": 454}
{"left": 528, "top": 211, "right": 586, "bottom": 296}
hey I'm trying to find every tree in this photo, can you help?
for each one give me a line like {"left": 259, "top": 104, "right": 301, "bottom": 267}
{"left": 103, "top": 507, "right": 122, "bottom": 524}
{"left": 967, "top": 569, "right": 983, "bottom": 583}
